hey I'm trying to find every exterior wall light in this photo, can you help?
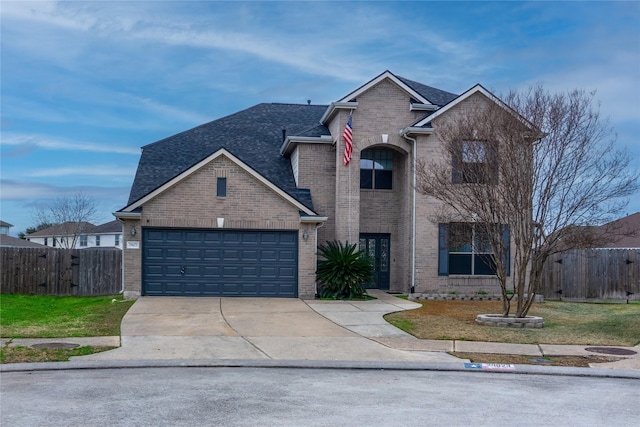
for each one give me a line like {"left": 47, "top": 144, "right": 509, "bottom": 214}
{"left": 302, "top": 230, "right": 309, "bottom": 241}
{"left": 130, "top": 226, "right": 136, "bottom": 236}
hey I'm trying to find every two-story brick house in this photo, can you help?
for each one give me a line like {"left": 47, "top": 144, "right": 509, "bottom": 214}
{"left": 116, "top": 70, "right": 515, "bottom": 299}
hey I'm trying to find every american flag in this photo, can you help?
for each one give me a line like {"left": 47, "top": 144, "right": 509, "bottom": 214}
{"left": 343, "top": 112, "right": 353, "bottom": 166}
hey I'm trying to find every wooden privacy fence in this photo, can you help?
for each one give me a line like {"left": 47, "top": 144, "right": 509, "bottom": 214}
{"left": 541, "top": 248, "right": 640, "bottom": 302}
{"left": 1, "top": 247, "right": 122, "bottom": 296}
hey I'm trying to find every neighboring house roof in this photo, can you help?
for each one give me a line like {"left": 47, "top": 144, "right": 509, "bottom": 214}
{"left": 595, "top": 212, "right": 640, "bottom": 248}
{"left": 0, "top": 220, "right": 14, "bottom": 228}
{"left": 91, "top": 220, "right": 122, "bottom": 234}
{"left": 126, "top": 103, "right": 330, "bottom": 210}
{"left": 27, "top": 222, "right": 95, "bottom": 238}
{"left": 27, "top": 221, "right": 123, "bottom": 238}
{"left": 0, "top": 234, "right": 44, "bottom": 248}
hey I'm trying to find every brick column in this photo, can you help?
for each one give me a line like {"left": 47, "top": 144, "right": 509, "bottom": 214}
{"left": 122, "top": 218, "right": 142, "bottom": 299}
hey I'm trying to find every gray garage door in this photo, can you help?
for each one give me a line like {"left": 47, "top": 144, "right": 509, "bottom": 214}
{"left": 142, "top": 228, "right": 298, "bottom": 297}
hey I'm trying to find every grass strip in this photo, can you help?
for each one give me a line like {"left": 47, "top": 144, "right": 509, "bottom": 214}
{"left": 1, "top": 294, "right": 135, "bottom": 338}
{"left": 0, "top": 345, "right": 115, "bottom": 364}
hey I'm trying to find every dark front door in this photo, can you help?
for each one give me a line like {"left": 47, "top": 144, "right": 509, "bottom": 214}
{"left": 359, "top": 233, "right": 390, "bottom": 290}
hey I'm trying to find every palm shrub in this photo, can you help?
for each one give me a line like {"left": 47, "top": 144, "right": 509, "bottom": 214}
{"left": 316, "top": 240, "right": 374, "bottom": 300}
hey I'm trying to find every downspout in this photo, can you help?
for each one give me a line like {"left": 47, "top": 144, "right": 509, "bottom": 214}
{"left": 400, "top": 130, "right": 418, "bottom": 294}
{"left": 314, "top": 221, "right": 325, "bottom": 296}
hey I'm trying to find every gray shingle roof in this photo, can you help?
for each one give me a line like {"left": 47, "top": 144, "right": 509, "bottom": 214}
{"left": 396, "top": 75, "right": 458, "bottom": 106}
{"left": 0, "top": 235, "right": 44, "bottom": 248}
{"left": 127, "top": 103, "right": 329, "bottom": 210}
{"left": 125, "top": 74, "right": 458, "bottom": 212}
{"left": 27, "top": 222, "right": 95, "bottom": 237}
{"left": 92, "top": 220, "right": 122, "bottom": 234}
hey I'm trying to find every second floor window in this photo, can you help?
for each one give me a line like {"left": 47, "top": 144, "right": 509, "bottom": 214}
{"left": 217, "top": 177, "right": 227, "bottom": 197}
{"left": 115, "top": 234, "right": 120, "bottom": 246}
{"left": 96, "top": 235, "right": 101, "bottom": 247}
{"left": 80, "top": 235, "right": 87, "bottom": 247}
{"left": 452, "top": 140, "right": 495, "bottom": 184}
{"left": 360, "top": 149, "right": 393, "bottom": 189}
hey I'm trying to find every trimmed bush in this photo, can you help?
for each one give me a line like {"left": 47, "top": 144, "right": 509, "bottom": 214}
{"left": 316, "top": 240, "right": 374, "bottom": 300}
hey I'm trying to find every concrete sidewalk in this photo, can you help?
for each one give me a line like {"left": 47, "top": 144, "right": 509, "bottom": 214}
{"left": 308, "top": 290, "right": 640, "bottom": 370}
{"left": 2, "top": 289, "right": 638, "bottom": 371}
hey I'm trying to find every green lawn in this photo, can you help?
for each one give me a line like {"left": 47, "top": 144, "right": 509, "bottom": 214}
{"left": 0, "top": 294, "right": 135, "bottom": 338}
{"left": 386, "top": 299, "right": 640, "bottom": 346}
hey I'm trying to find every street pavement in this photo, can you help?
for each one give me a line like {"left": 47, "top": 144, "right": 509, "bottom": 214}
{"left": 3, "top": 367, "right": 639, "bottom": 426}
{"left": 2, "top": 290, "right": 639, "bottom": 376}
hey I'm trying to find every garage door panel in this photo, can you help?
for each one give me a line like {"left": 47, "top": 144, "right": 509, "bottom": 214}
{"left": 204, "top": 233, "right": 222, "bottom": 243}
{"left": 203, "top": 266, "right": 221, "bottom": 277}
{"left": 277, "top": 233, "right": 296, "bottom": 245}
{"left": 185, "top": 232, "right": 203, "bottom": 243}
{"left": 242, "top": 233, "right": 259, "bottom": 244}
{"left": 241, "top": 249, "right": 259, "bottom": 261}
{"left": 278, "top": 249, "right": 296, "bottom": 262}
{"left": 165, "top": 231, "right": 184, "bottom": 242}
{"left": 183, "top": 249, "right": 202, "bottom": 260}
{"left": 223, "top": 233, "right": 241, "bottom": 244}
{"left": 165, "top": 248, "right": 182, "bottom": 260}
{"left": 259, "top": 267, "right": 277, "bottom": 278}
{"left": 142, "top": 228, "right": 298, "bottom": 297}
{"left": 278, "top": 267, "right": 296, "bottom": 278}
{"left": 260, "top": 250, "right": 277, "bottom": 261}
{"left": 203, "top": 249, "right": 222, "bottom": 261}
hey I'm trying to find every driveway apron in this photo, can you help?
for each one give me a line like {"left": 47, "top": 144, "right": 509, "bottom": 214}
{"left": 77, "top": 294, "right": 461, "bottom": 363}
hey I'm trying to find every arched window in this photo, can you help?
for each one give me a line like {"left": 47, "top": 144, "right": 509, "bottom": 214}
{"left": 360, "top": 149, "right": 393, "bottom": 189}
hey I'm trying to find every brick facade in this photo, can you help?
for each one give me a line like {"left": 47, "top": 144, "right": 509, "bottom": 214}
{"left": 120, "top": 74, "right": 515, "bottom": 299}
{"left": 122, "top": 155, "right": 320, "bottom": 299}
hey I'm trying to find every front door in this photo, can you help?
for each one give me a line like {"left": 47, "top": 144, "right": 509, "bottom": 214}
{"left": 359, "top": 233, "right": 390, "bottom": 290}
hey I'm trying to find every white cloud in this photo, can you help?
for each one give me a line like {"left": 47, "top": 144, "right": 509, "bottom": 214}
{"left": 1, "top": 134, "right": 140, "bottom": 155}
{"left": 25, "top": 166, "right": 137, "bottom": 178}
{"left": 1, "top": 1, "right": 477, "bottom": 85}
{"left": 0, "top": 178, "right": 129, "bottom": 202}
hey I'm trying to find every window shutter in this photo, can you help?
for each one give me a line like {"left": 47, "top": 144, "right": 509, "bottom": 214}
{"left": 438, "top": 223, "right": 449, "bottom": 276}
{"left": 501, "top": 224, "right": 510, "bottom": 276}
{"left": 451, "top": 142, "right": 463, "bottom": 183}
{"left": 488, "top": 142, "right": 499, "bottom": 184}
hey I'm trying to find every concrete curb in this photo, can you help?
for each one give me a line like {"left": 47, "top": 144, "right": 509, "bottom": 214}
{"left": 2, "top": 358, "right": 639, "bottom": 380}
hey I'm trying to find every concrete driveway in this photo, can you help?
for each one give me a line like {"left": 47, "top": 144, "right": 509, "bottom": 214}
{"left": 78, "top": 291, "right": 461, "bottom": 363}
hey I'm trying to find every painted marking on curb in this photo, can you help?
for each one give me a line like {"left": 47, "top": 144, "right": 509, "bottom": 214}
{"left": 464, "top": 363, "right": 516, "bottom": 371}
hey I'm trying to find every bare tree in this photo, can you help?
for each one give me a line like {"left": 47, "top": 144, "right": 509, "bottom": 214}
{"left": 34, "top": 193, "right": 99, "bottom": 249}
{"left": 417, "top": 85, "right": 638, "bottom": 317}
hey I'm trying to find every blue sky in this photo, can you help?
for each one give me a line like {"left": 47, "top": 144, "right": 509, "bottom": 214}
{"left": 1, "top": 1, "right": 639, "bottom": 236}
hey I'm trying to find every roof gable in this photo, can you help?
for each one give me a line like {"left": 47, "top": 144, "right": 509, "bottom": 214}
{"left": 337, "top": 70, "right": 455, "bottom": 106}
{"left": 121, "top": 148, "right": 318, "bottom": 216}
{"left": 321, "top": 70, "right": 458, "bottom": 124}
{"left": 414, "top": 84, "right": 536, "bottom": 130}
